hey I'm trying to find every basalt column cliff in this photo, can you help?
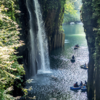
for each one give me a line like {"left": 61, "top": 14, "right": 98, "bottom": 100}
{"left": 38, "top": 0, "right": 65, "bottom": 51}
{"left": 81, "top": 0, "right": 100, "bottom": 100}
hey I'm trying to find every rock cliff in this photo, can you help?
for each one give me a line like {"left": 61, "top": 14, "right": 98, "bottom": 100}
{"left": 81, "top": 0, "right": 100, "bottom": 99}
{"left": 38, "top": 0, "right": 65, "bottom": 51}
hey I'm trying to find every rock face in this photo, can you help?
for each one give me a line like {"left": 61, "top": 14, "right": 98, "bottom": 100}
{"left": 17, "top": 0, "right": 30, "bottom": 78}
{"left": 18, "top": 0, "right": 38, "bottom": 78}
{"left": 38, "top": 0, "right": 65, "bottom": 51}
{"left": 81, "top": 0, "right": 100, "bottom": 100}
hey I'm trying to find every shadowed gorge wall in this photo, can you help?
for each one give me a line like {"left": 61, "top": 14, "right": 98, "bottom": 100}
{"left": 18, "top": 0, "right": 38, "bottom": 78}
{"left": 38, "top": 0, "right": 65, "bottom": 51}
{"left": 81, "top": 0, "right": 100, "bottom": 100}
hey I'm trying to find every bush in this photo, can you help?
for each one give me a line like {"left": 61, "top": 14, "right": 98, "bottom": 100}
{"left": 0, "top": 0, "right": 25, "bottom": 99}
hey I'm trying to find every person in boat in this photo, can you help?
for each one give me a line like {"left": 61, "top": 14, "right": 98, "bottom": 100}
{"left": 82, "top": 85, "right": 86, "bottom": 89}
{"left": 72, "top": 55, "right": 75, "bottom": 59}
{"left": 80, "top": 81, "right": 83, "bottom": 86}
{"left": 84, "top": 63, "right": 86, "bottom": 68}
{"left": 85, "top": 81, "right": 87, "bottom": 85}
{"left": 74, "top": 44, "right": 79, "bottom": 50}
{"left": 74, "top": 82, "right": 79, "bottom": 87}
{"left": 74, "top": 45, "right": 77, "bottom": 49}
{"left": 76, "top": 44, "right": 79, "bottom": 47}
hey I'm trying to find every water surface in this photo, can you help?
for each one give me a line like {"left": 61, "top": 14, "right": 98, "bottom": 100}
{"left": 22, "top": 24, "right": 88, "bottom": 100}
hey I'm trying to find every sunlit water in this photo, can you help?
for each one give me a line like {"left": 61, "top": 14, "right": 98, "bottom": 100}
{"left": 21, "top": 24, "right": 88, "bottom": 100}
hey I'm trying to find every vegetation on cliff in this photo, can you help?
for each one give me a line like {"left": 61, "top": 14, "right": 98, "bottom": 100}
{"left": 0, "top": 0, "right": 25, "bottom": 99}
{"left": 38, "top": 0, "right": 66, "bottom": 50}
{"left": 81, "top": 0, "right": 100, "bottom": 99}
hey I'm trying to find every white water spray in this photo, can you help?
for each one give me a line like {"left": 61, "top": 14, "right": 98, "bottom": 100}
{"left": 34, "top": 0, "right": 50, "bottom": 73}
{"left": 26, "top": 0, "right": 51, "bottom": 75}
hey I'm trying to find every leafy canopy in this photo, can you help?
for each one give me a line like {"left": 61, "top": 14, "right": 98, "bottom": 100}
{"left": 64, "top": 0, "right": 82, "bottom": 23}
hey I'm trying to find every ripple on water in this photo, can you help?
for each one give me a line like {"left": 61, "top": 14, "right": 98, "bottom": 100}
{"left": 20, "top": 47, "right": 88, "bottom": 100}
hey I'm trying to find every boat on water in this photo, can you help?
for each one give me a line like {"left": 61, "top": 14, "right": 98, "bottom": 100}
{"left": 70, "top": 86, "right": 81, "bottom": 90}
{"left": 80, "top": 65, "right": 88, "bottom": 69}
{"left": 70, "top": 86, "right": 87, "bottom": 91}
{"left": 70, "top": 81, "right": 87, "bottom": 91}
{"left": 70, "top": 59, "right": 75, "bottom": 63}
{"left": 74, "top": 44, "right": 79, "bottom": 50}
{"left": 74, "top": 47, "right": 79, "bottom": 50}
{"left": 81, "top": 86, "right": 87, "bottom": 91}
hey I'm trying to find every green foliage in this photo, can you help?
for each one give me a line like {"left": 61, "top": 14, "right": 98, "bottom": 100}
{"left": 42, "top": 0, "right": 66, "bottom": 12}
{"left": 63, "top": 0, "right": 81, "bottom": 23}
{"left": 59, "top": 26, "right": 64, "bottom": 32}
{"left": 63, "top": 13, "right": 80, "bottom": 23}
{"left": 0, "top": 0, "right": 25, "bottom": 99}
{"left": 59, "top": 0, "right": 66, "bottom": 8}
{"left": 81, "top": 1, "right": 100, "bottom": 97}
{"left": 64, "top": 0, "right": 76, "bottom": 15}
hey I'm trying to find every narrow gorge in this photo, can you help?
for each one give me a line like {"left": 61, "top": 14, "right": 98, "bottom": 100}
{"left": 18, "top": 0, "right": 100, "bottom": 99}
{"left": 1, "top": 0, "right": 100, "bottom": 99}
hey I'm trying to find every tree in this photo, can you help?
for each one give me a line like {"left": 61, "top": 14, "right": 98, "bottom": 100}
{"left": 63, "top": 0, "right": 82, "bottom": 23}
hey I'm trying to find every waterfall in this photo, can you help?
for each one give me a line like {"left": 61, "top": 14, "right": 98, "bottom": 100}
{"left": 34, "top": 0, "right": 50, "bottom": 73}
{"left": 26, "top": 0, "right": 51, "bottom": 76}
{"left": 26, "top": 0, "right": 36, "bottom": 76}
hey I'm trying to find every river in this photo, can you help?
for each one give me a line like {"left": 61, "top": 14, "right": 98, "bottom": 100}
{"left": 21, "top": 24, "right": 88, "bottom": 100}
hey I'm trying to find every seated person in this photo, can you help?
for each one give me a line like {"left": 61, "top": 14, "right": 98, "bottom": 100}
{"left": 76, "top": 44, "right": 79, "bottom": 47}
{"left": 72, "top": 55, "right": 75, "bottom": 59}
{"left": 82, "top": 85, "right": 86, "bottom": 88}
{"left": 74, "top": 45, "right": 77, "bottom": 48}
{"left": 80, "top": 81, "right": 83, "bottom": 86}
{"left": 74, "top": 82, "right": 79, "bottom": 87}
{"left": 84, "top": 63, "right": 86, "bottom": 68}
{"left": 85, "top": 81, "right": 87, "bottom": 85}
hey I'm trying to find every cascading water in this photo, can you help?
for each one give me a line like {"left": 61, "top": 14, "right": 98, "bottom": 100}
{"left": 34, "top": 0, "right": 50, "bottom": 73}
{"left": 26, "top": 0, "right": 51, "bottom": 76}
{"left": 26, "top": 0, "right": 36, "bottom": 77}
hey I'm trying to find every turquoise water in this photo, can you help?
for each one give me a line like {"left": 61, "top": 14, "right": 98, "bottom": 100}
{"left": 63, "top": 24, "right": 86, "bottom": 46}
